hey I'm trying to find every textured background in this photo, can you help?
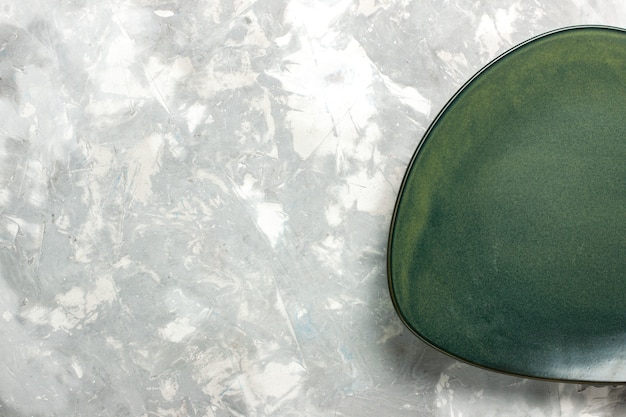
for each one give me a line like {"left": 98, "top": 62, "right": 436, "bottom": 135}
{"left": 0, "top": 1, "right": 625, "bottom": 416}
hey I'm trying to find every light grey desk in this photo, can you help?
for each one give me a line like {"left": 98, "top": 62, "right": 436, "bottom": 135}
{"left": 0, "top": 1, "right": 624, "bottom": 415}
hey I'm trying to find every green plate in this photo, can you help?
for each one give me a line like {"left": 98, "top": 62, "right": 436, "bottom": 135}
{"left": 387, "top": 26, "right": 626, "bottom": 383}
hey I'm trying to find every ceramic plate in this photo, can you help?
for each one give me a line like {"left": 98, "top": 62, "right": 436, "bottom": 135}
{"left": 388, "top": 26, "right": 626, "bottom": 383}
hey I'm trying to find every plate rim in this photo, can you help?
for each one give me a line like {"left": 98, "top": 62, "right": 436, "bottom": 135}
{"left": 386, "top": 24, "right": 626, "bottom": 384}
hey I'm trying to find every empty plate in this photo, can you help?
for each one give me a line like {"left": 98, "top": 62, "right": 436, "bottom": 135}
{"left": 388, "top": 26, "right": 626, "bottom": 383}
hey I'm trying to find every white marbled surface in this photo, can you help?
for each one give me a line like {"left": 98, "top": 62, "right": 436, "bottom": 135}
{"left": 1, "top": 0, "right": 626, "bottom": 416}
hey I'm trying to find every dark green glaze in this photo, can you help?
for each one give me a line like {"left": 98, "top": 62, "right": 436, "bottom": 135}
{"left": 388, "top": 26, "right": 626, "bottom": 383}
